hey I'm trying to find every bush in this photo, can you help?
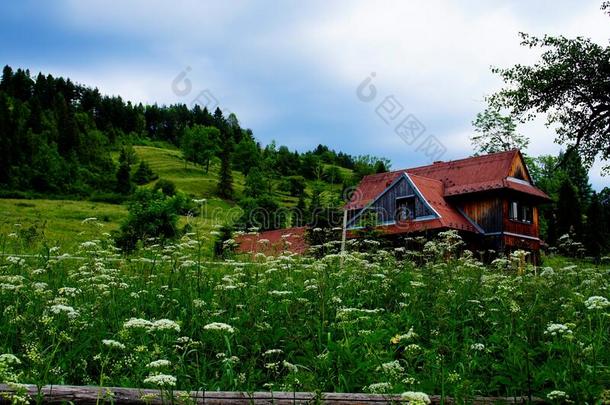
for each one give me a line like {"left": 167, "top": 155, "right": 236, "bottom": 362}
{"left": 153, "top": 178, "right": 177, "bottom": 196}
{"left": 236, "top": 195, "right": 284, "bottom": 231}
{"left": 213, "top": 225, "right": 236, "bottom": 258}
{"left": 278, "top": 175, "right": 306, "bottom": 197}
{"left": 114, "top": 189, "right": 183, "bottom": 252}
{"left": 133, "top": 161, "right": 158, "bottom": 185}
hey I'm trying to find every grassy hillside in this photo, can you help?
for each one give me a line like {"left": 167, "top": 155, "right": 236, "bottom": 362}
{"left": 0, "top": 199, "right": 126, "bottom": 251}
{"left": 0, "top": 144, "right": 353, "bottom": 253}
{"left": 132, "top": 145, "right": 246, "bottom": 198}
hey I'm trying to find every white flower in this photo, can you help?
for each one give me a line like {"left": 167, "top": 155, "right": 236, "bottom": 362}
{"left": 102, "top": 339, "right": 125, "bottom": 350}
{"left": 151, "top": 319, "right": 181, "bottom": 333}
{"left": 377, "top": 360, "right": 404, "bottom": 378}
{"left": 263, "top": 349, "right": 283, "bottom": 357}
{"left": 544, "top": 323, "right": 573, "bottom": 337}
{"left": 470, "top": 343, "right": 485, "bottom": 352}
{"left": 143, "top": 374, "right": 177, "bottom": 387}
{"left": 58, "top": 287, "right": 81, "bottom": 297}
{"left": 282, "top": 360, "right": 298, "bottom": 372}
{"left": 401, "top": 391, "right": 431, "bottom": 404}
{"left": 147, "top": 359, "right": 171, "bottom": 369}
{"left": 268, "top": 290, "right": 292, "bottom": 296}
{"left": 6, "top": 256, "right": 25, "bottom": 266}
{"left": 192, "top": 299, "right": 205, "bottom": 308}
{"left": 0, "top": 354, "right": 21, "bottom": 365}
{"left": 80, "top": 241, "right": 97, "bottom": 250}
{"left": 180, "top": 260, "right": 196, "bottom": 268}
{"left": 203, "top": 322, "right": 235, "bottom": 334}
{"left": 390, "top": 327, "right": 417, "bottom": 344}
{"left": 123, "top": 318, "right": 153, "bottom": 330}
{"left": 364, "top": 382, "right": 393, "bottom": 394}
{"left": 584, "top": 296, "right": 610, "bottom": 310}
{"left": 547, "top": 390, "right": 568, "bottom": 401}
{"left": 32, "top": 282, "right": 48, "bottom": 291}
{"left": 50, "top": 304, "right": 79, "bottom": 319}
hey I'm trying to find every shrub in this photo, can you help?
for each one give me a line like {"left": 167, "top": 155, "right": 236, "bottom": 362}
{"left": 213, "top": 225, "right": 236, "bottom": 258}
{"left": 153, "top": 179, "right": 177, "bottom": 196}
{"left": 114, "top": 189, "right": 182, "bottom": 252}
{"left": 236, "top": 195, "right": 284, "bottom": 231}
{"left": 133, "top": 161, "right": 158, "bottom": 185}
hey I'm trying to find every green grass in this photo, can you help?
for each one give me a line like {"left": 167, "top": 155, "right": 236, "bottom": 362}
{"left": 0, "top": 199, "right": 127, "bottom": 251}
{"left": 133, "top": 146, "right": 245, "bottom": 198}
{"left": 0, "top": 197, "right": 238, "bottom": 255}
{"left": 0, "top": 145, "right": 353, "bottom": 255}
{"left": 0, "top": 146, "right": 246, "bottom": 254}
{"left": 0, "top": 231, "right": 607, "bottom": 402}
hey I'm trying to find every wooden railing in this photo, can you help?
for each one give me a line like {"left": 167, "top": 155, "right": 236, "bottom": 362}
{"left": 0, "top": 384, "right": 546, "bottom": 404}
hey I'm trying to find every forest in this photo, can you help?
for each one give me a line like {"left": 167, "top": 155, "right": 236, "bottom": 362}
{"left": 0, "top": 65, "right": 387, "bottom": 199}
{"left": 0, "top": 64, "right": 609, "bottom": 257}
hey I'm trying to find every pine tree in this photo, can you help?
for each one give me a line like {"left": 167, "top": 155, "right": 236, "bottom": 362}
{"left": 560, "top": 150, "right": 592, "bottom": 207}
{"left": 217, "top": 138, "right": 234, "bottom": 199}
{"left": 375, "top": 160, "right": 388, "bottom": 173}
{"left": 584, "top": 193, "right": 607, "bottom": 257}
{"left": 133, "top": 160, "right": 157, "bottom": 185}
{"left": 244, "top": 167, "right": 266, "bottom": 199}
{"left": 295, "top": 191, "right": 308, "bottom": 226}
{"left": 116, "top": 161, "right": 133, "bottom": 194}
{"left": 556, "top": 179, "right": 583, "bottom": 239}
{"left": 116, "top": 147, "right": 135, "bottom": 194}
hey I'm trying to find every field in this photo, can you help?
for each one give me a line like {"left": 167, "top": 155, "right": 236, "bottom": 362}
{"left": 130, "top": 145, "right": 246, "bottom": 198}
{"left": 0, "top": 145, "right": 242, "bottom": 254}
{"left": 0, "top": 144, "right": 349, "bottom": 254}
{"left": 0, "top": 199, "right": 127, "bottom": 252}
{"left": 0, "top": 229, "right": 608, "bottom": 403}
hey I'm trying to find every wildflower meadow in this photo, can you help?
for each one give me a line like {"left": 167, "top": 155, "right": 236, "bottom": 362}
{"left": 0, "top": 226, "right": 608, "bottom": 403}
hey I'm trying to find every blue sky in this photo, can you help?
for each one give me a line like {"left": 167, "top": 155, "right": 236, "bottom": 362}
{"left": 1, "top": 0, "right": 608, "bottom": 189}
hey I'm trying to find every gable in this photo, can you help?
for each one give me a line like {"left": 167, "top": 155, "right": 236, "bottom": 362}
{"left": 347, "top": 173, "right": 436, "bottom": 228}
{"left": 508, "top": 151, "right": 532, "bottom": 182}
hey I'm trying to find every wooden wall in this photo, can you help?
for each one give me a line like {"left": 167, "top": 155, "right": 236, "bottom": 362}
{"left": 348, "top": 176, "right": 434, "bottom": 227}
{"left": 368, "top": 176, "right": 433, "bottom": 223}
{"left": 460, "top": 194, "right": 541, "bottom": 254}
{"left": 502, "top": 200, "right": 539, "bottom": 238}
{"left": 460, "top": 197, "right": 503, "bottom": 233}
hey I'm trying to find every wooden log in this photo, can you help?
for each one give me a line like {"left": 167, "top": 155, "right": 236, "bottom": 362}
{"left": 0, "top": 384, "right": 546, "bottom": 404}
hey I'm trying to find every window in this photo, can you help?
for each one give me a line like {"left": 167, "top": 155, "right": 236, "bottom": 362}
{"left": 509, "top": 200, "right": 532, "bottom": 223}
{"left": 509, "top": 201, "right": 518, "bottom": 220}
{"left": 396, "top": 196, "right": 415, "bottom": 221}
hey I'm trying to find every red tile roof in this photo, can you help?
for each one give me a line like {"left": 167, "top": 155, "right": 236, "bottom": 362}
{"left": 346, "top": 150, "right": 549, "bottom": 210}
{"left": 408, "top": 174, "right": 478, "bottom": 233}
{"left": 235, "top": 227, "right": 309, "bottom": 256}
{"left": 344, "top": 150, "right": 550, "bottom": 235}
{"left": 503, "top": 178, "right": 551, "bottom": 200}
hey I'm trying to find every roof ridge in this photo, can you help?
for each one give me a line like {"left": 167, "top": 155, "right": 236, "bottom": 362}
{"left": 361, "top": 150, "right": 520, "bottom": 180}
{"left": 406, "top": 149, "right": 518, "bottom": 172}
{"left": 406, "top": 172, "right": 444, "bottom": 184}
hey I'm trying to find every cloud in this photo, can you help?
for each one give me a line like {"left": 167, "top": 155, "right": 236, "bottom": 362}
{"left": 6, "top": 0, "right": 607, "bottom": 188}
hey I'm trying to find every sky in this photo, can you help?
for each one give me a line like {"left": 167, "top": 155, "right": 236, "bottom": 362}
{"left": 1, "top": 0, "right": 608, "bottom": 189}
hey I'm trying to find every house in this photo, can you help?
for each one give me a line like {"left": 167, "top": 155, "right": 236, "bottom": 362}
{"left": 345, "top": 149, "right": 550, "bottom": 260}
{"left": 236, "top": 150, "right": 550, "bottom": 260}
